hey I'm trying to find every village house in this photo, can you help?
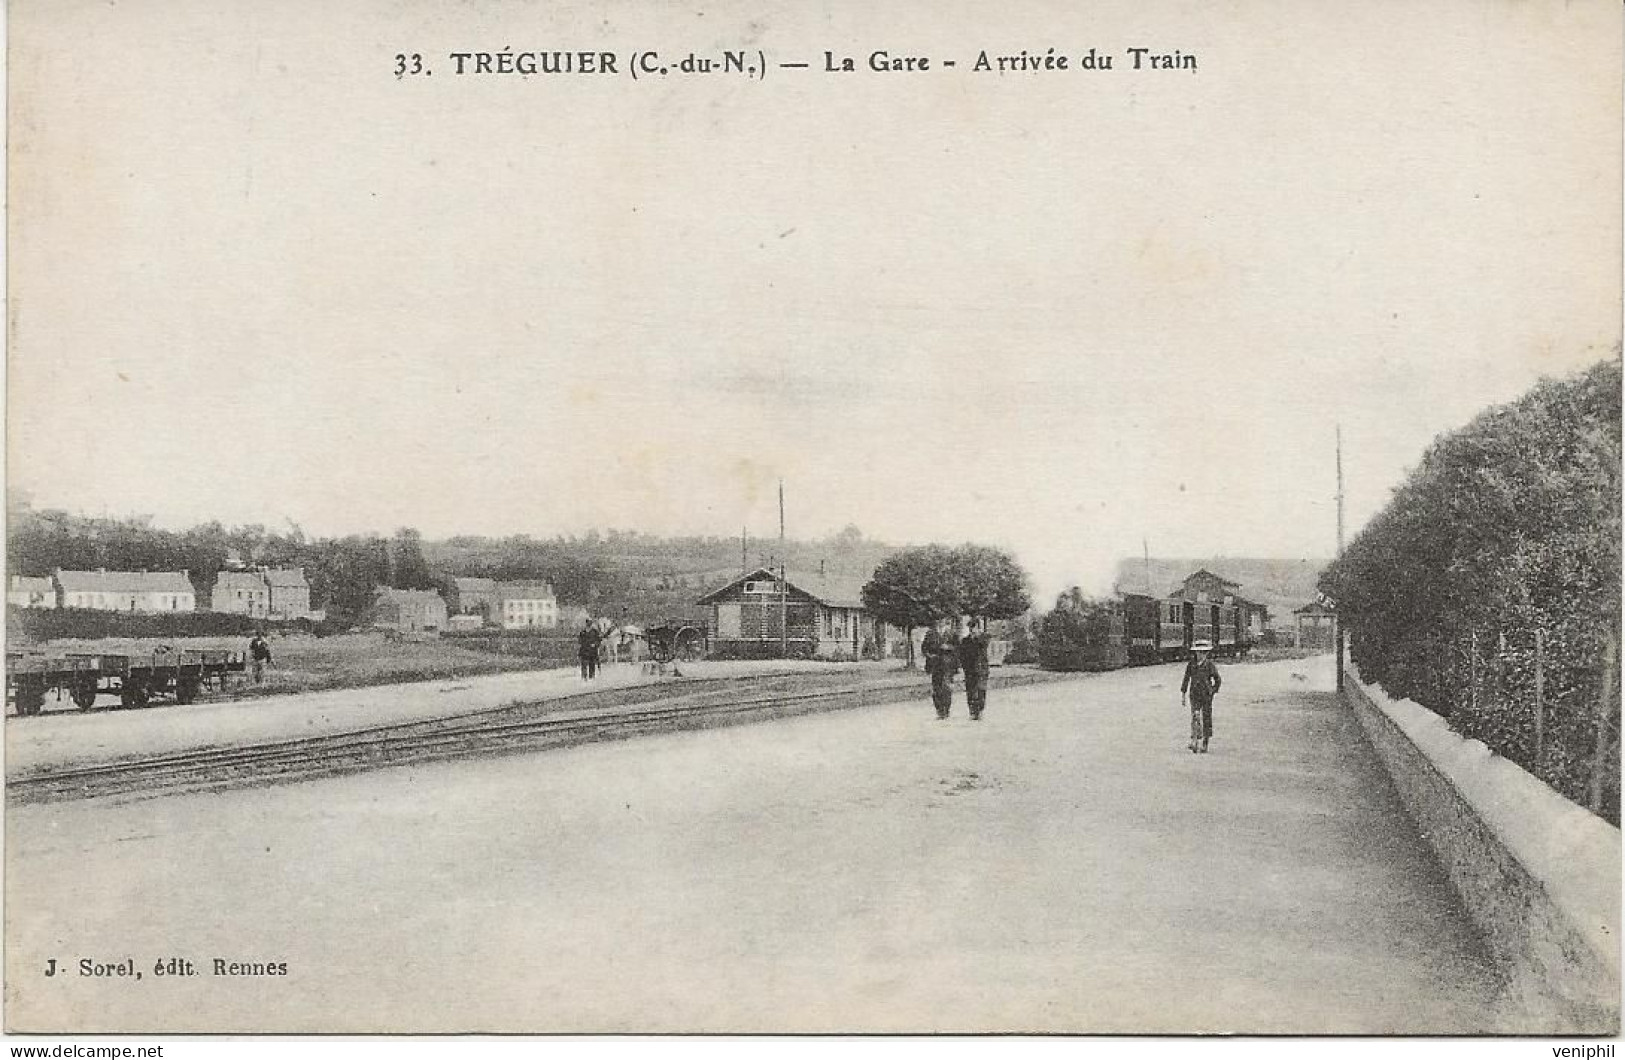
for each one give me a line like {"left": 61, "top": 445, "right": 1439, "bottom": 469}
{"left": 496, "top": 581, "right": 559, "bottom": 630}
{"left": 1168, "top": 568, "right": 1270, "bottom": 639}
{"left": 209, "top": 567, "right": 316, "bottom": 620}
{"left": 697, "top": 566, "right": 877, "bottom": 660}
{"left": 263, "top": 567, "right": 313, "bottom": 619}
{"left": 212, "top": 570, "right": 270, "bottom": 617}
{"left": 7, "top": 576, "right": 56, "bottom": 609}
{"left": 446, "top": 577, "right": 500, "bottom": 623}
{"left": 55, "top": 569, "right": 197, "bottom": 613}
{"left": 372, "top": 588, "right": 448, "bottom": 633}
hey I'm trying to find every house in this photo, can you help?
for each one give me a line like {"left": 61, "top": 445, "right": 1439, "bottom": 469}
{"left": 446, "top": 577, "right": 500, "bottom": 622}
{"left": 372, "top": 588, "right": 448, "bottom": 633}
{"left": 1294, "top": 601, "right": 1336, "bottom": 650}
{"left": 7, "top": 576, "right": 56, "bottom": 609}
{"left": 209, "top": 567, "right": 315, "bottom": 620}
{"left": 212, "top": 570, "right": 270, "bottom": 617}
{"left": 697, "top": 566, "right": 877, "bottom": 660}
{"left": 263, "top": 567, "right": 313, "bottom": 619}
{"left": 1169, "top": 568, "right": 1270, "bottom": 640}
{"left": 1169, "top": 568, "right": 1244, "bottom": 605}
{"left": 496, "top": 581, "right": 559, "bottom": 630}
{"left": 55, "top": 569, "right": 196, "bottom": 613}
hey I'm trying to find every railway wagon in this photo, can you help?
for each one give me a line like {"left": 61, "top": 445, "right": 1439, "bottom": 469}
{"left": 1120, "top": 594, "right": 1251, "bottom": 667}
{"left": 7, "top": 645, "right": 246, "bottom": 716}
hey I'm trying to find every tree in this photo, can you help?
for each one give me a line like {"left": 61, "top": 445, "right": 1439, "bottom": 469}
{"left": 863, "top": 546, "right": 955, "bottom": 669}
{"left": 1037, "top": 588, "right": 1117, "bottom": 671}
{"left": 951, "top": 544, "right": 1032, "bottom": 620}
{"left": 862, "top": 543, "right": 1033, "bottom": 667}
{"left": 390, "top": 527, "right": 436, "bottom": 589}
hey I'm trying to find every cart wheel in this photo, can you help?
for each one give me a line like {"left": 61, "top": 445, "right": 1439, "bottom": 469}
{"left": 175, "top": 678, "right": 201, "bottom": 705}
{"left": 120, "top": 681, "right": 149, "bottom": 710}
{"left": 70, "top": 679, "right": 98, "bottom": 710}
{"left": 14, "top": 681, "right": 46, "bottom": 717}
{"left": 678, "top": 630, "right": 705, "bottom": 663}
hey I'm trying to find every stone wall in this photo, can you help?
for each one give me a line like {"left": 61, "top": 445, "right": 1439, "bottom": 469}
{"left": 1344, "top": 664, "right": 1620, "bottom": 1033}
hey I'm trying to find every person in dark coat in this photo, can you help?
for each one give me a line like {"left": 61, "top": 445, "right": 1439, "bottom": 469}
{"left": 248, "top": 632, "right": 273, "bottom": 684}
{"left": 577, "top": 618, "right": 603, "bottom": 681}
{"left": 957, "top": 617, "right": 992, "bottom": 721}
{"left": 921, "top": 617, "right": 960, "bottom": 720}
{"left": 1181, "top": 639, "right": 1223, "bottom": 753}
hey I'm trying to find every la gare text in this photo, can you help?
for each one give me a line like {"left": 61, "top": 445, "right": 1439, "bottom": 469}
{"left": 424, "top": 47, "right": 1198, "bottom": 78}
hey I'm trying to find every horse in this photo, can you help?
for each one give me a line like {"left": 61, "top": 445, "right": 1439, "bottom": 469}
{"left": 592, "top": 617, "right": 646, "bottom": 667}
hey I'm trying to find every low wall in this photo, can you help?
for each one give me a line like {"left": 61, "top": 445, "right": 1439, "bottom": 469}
{"left": 1344, "top": 663, "right": 1620, "bottom": 1033}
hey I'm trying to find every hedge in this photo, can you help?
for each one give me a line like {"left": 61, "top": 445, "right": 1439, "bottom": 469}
{"left": 7, "top": 606, "right": 339, "bottom": 645}
{"left": 1320, "top": 357, "right": 1621, "bottom": 822}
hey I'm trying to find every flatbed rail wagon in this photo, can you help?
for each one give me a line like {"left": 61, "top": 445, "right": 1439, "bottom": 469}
{"left": 7, "top": 646, "right": 247, "bottom": 716}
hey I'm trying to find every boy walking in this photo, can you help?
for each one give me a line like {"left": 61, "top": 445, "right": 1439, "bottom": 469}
{"left": 1181, "top": 639, "right": 1222, "bottom": 753}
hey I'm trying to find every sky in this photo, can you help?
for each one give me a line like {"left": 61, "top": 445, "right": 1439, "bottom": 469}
{"left": 8, "top": 0, "right": 1621, "bottom": 597}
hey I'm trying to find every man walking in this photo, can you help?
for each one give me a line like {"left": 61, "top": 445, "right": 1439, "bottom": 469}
{"left": 1181, "top": 639, "right": 1223, "bottom": 753}
{"left": 921, "top": 617, "right": 959, "bottom": 720}
{"left": 578, "top": 618, "right": 602, "bottom": 681}
{"left": 248, "top": 631, "right": 273, "bottom": 685}
{"left": 958, "top": 617, "right": 992, "bottom": 721}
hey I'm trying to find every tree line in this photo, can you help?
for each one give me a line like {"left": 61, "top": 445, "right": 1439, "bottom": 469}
{"left": 6, "top": 503, "right": 900, "bottom": 630}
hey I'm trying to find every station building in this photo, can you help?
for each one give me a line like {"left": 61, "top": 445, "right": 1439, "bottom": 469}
{"left": 697, "top": 566, "right": 875, "bottom": 660}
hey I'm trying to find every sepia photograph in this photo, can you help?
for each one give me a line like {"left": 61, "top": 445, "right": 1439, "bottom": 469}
{"left": 4, "top": 0, "right": 1621, "bottom": 1041}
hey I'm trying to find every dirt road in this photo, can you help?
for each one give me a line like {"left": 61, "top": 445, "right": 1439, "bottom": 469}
{"left": 5, "top": 655, "right": 1508, "bottom": 1033}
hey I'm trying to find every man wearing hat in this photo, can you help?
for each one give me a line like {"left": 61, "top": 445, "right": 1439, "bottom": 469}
{"left": 921, "top": 616, "right": 960, "bottom": 720}
{"left": 577, "top": 617, "right": 603, "bottom": 681}
{"left": 1181, "top": 639, "right": 1223, "bottom": 753}
{"left": 957, "top": 616, "right": 992, "bottom": 721}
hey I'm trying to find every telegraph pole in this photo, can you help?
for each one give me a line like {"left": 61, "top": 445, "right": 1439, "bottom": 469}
{"left": 779, "top": 480, "right": 789, "bottom": 659}
{"left": 1143, "top": 537, "right": 1154, "bottom": 595}
{"left": 1336, "top": 424, "right": 1346, "bottom": 692}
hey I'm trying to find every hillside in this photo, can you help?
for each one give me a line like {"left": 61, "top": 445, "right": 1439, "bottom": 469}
{"left": 1112, "top": 557, "right": 1331, "bottom": 625}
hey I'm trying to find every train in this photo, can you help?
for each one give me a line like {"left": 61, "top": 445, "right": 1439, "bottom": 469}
{"left": 1039, "top": 593, "right": 1252, "bottom": 672}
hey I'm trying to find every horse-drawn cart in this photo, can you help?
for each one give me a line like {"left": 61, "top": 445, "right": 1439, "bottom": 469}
{"left": 642, "top": 620, "right": 707, "bottom": 665}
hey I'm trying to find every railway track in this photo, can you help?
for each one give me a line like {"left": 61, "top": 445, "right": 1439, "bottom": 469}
{"left": 9, "top": 668, "right": 1072, "bottom": 806}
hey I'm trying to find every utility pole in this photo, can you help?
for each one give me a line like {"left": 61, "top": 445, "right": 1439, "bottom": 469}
{"left": 741, "top": 526, "right": 748, "bottom": 575}
{"left": 1336, "top": 424, "right": 1346, "bottom": 693}
{"left": 779, "top": 480, "right": 788, "bottom": 659}
{"left": 1143, "top": 537, "right": 1154, "bottom": 595}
